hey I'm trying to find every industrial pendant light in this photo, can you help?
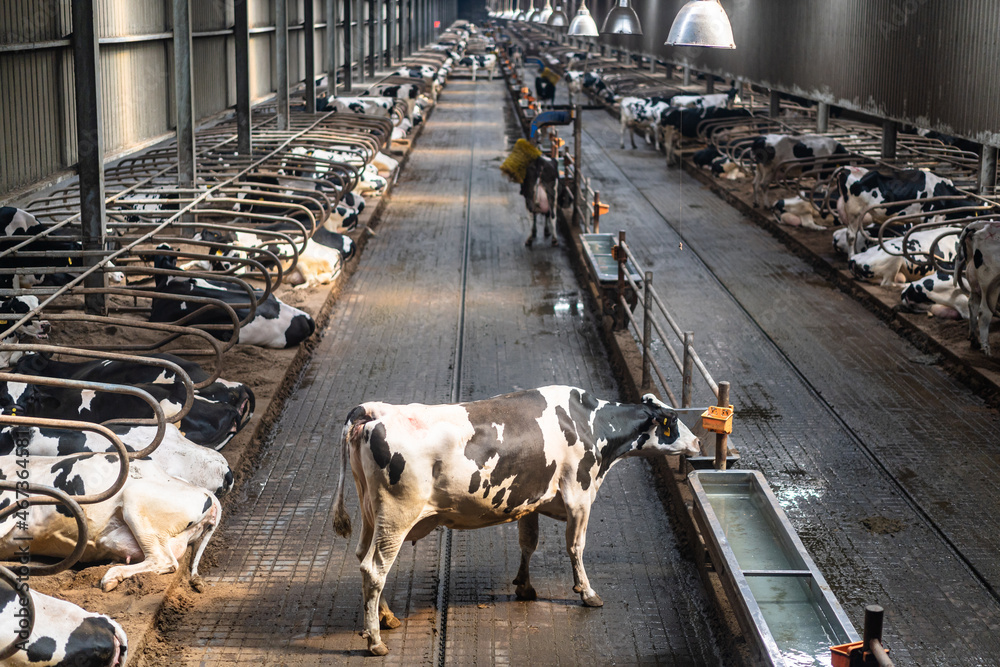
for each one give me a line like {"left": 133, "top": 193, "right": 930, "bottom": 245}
{"left": 524, "top": 0, "right": 538, "bottom": 22}
{"left": 567, "top": 0, "right": 599, "bottom": 36}
{"left": 665, "top": 0, "right": 735, "bottom": 48}
{"left": 547, "top": 1, "right": 569, "bottom": 27}
{"left": 600, "top": 0, "right": 642, "bottom": 35}
{"left": 510, "top": 0, "right": 521, "bottom": 20}
{"left": 534, "top": 0, "right": 553, "bottom": 23}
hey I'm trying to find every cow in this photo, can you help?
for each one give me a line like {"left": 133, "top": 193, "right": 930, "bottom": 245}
{"left": 520, "top": 154, "right": 559, "bottom": 247}
{"left": 836, "top": 166, "right": 981, "bottom": 256}
{"left": 847, "top": 226, "right": 961, "bottom": 286}
{"left": 0, "top": 207, "right": 84, "bottom": 288}
{"left": 458, "top": 54, "right": 496, "bottom": 81}
{"left": 772, "top": 194, "right": 832, "bottom": 230}
{"left": 0, "top": 423, "right": 234, "bottom": 496}
{"left": 619, "top": 97, "right": 670, "bottom": 150}
{"left": 0, "top": 455, "right": 220, "bottom": 591}
{"left": 148, "top": 247, "right": 315, "bottom": 349}
{"left": 331, "top": 386, "right": 701, "bottom": 655}
{"left": 0, "top": 296, "right": 50, "bottom": 368}
{"left": 563, "top": 71, "right": 584, "bottom": 106}
{"left": 358, "top": 84, "right": 424, "bottom": 116}
{"left": 9, "top": 351, "right": 254, "bottom": 450}
{"left": 900, "top": 270, "right": 969, "bottom": 320}
{"left": 692, "top": 146, "right": 747, "bottom": 180}
{"left": 660, "top": 107, "right": 752, "bottom": 165}
{"left": 0, "top": 583, "right": 128, "bottom": 667}
{"left": 534, "top": 76, "right": 556, "bottom": 109}
{"left": 750, "top": 134, "right": 848, "bottom": 207}
{"left": 322, "top": 96, "right": 394, "bottom": 119}
{"left": 955, "top": 221, "right": 1000, "bottom": 355}
{"left": 668, "top": 89, "right": 738, "bottom": 109}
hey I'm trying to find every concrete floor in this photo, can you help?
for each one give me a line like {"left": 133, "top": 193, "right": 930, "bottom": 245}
{"left": 154, "top": 78, "right": 721, "bottom": 665}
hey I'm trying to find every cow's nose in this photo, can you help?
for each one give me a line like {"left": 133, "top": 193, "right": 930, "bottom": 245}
{"left": 220, "top": 469, "right": 235, "bottom": 495}
{"left": 40, "top": 322, "right": 51, "bottom": 333}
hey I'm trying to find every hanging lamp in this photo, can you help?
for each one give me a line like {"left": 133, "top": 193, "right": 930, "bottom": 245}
{"left": 524, "top": 0, "right": 538, "bottom": 23}
{"left": 567, "top": 0, "right": 599, "bottom": 36}
{"left": 548, "top": 1, "right": 569, "bottom": 27}
{"left": 534, "top": 0, "right": 553, "bottom": 23}
{"left": 600, "top": 0, "right": 642, "bottom": 35}
{"left": 665, "top": 0, "right": 735, "bottom": 48}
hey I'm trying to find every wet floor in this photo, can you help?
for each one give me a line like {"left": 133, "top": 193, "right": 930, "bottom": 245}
{"left": 152, "top": 78, "right": 721, "bottom": 665}
{"left": 566, "top": 86, "right": 1000, "bottom": 664}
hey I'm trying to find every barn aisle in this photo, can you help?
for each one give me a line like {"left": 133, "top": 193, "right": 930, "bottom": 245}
{"left": 151, "top": 77, "right": 720, "bottom": 665}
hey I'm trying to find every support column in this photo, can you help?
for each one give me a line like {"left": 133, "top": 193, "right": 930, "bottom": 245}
{"left": 402, "top": 0, "right": 411, "bottom": 56}
{"left": 173, "top": 0, "right": 196, "bottom": 187}
{"left": 326, "top": 0, "right": 339, "bottom": 99}
{"left": 882, "top": 120, "right": 897, "bottom": 160}
{"left": 304, "top": 0, "right": 316, "bottom": 112}
{"left": 235, "top": 0, "right": 252, "bottom": 154}
{"left": 387, "top": 0, "right": 396, "bottom": 66}
{"left": 705, "top": 75, "right": 714, "bottom": 93}
{"left": 344, "top": 0, "right": 353, "bottom": 91}
{"left": 817, "top": 101, "right": 829, "bottom": 133}
{"left": 769, "top": 89, "right": 781, "bottom": 118}
{"left": 979, "top": 145, "right": 998, "bottom": 194}
{"left": 72, "top": 0, "right": 107, "bottom": 315}
{"left": 368, "top": 0, "right": 377, "bottom": 78}
{"left": 275, "top": 0, "right": 289, "bottom": 130}
{"left": 682, "top": 64, "right": 691, "bottom": 86}
{"left": 355, "top": 0, "right": 365, "bottom": 84}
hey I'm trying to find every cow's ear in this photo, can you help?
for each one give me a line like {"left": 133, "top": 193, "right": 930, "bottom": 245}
{"left": 641, "top": 393, "right": 656, "bottom": 405}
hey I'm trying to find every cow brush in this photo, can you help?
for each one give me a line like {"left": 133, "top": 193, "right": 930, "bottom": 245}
{"left": 500, "top": 138, "right": 543, "bottom": 184}
{"left": 541, "top": 67, "right": 560, "bottom": 86}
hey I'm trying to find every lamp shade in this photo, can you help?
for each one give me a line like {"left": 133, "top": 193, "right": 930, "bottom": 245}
{"left": 665, "top": 0, "right": 735, "bottom": 48}
{"left": 534, "top": 0, "right": 553, "bottom": 22}
{"left": 548, "top": 3, "right": 568, "bottom": 26}
{"left": 568, "top": 0, "right": 599, "bottom": 36}
{"left": 600, "top": 0, "right": 642, "bottom": 35}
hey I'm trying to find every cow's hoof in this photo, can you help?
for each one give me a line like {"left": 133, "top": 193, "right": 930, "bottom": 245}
{"left": 551, "top": 238, "right": 559, "bottom": 247}
{"left": 369, "top": 642, "right": 390, "bottom": 656}
{"left": 380, "top": 612, "right": 402, "bottom": 630}
{"left": 582, "top": 593, "right": 604, "bottom": 607}
{"left": 514, "top": 583, "right": 537, "bottom": 600}
{"left": 100, "top": 577, "right": 119, "bottom": 593}
{"left": 190, "top": 575, "right": 207, "bottom": 593}
{"left": 525, "top": 237, "right": 534, "bottom": 248}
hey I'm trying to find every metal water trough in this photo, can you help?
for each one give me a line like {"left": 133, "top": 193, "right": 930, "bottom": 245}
{"left": 689, "top": 470, "right": 859, "bottom": 667}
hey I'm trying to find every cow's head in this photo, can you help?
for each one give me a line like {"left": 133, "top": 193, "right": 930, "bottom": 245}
{"left": 750, "top": 136, "right": 776, "bottom": 165}
{"left": 0, "top": 296, "right": 51, "bottom": 368}
{"left": 639, "top": 394, "right": 701, "bottom": 456}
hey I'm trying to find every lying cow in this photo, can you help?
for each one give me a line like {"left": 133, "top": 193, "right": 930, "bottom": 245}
{"left": 900, "top": 270, "right": 969, "bottom": 320}
{"left": 750, "top": 134, "right": 847, "bottom": 207}
{"left": 332, "top": 386, "right": 700, "bottom": 655}
{"left": 619, "top": 97, "right": 670, "bottom": 150}
{"left": 0, "top": 583, "right": 127, "bottom": 667}
{"left": 149, "top": 247, "right": 315, "bottom": 349}
{"left": 0, "top": 423, "right": 234, "bottom": 495}
{"left": 0, "top": 295, "right": 50, "bottom": 368}
{"left": 322, "top": 96, "right": 394, "bottom": 118}
{"left": 836, "top": 166, "right": 978, "bottom": 256}
{"left": 847, "top": 226, "right": 961, "bottom": 286}
{"left": 0, "top": 455, "right": 220, "bottom": 591}
{"left": 955, "top": 221, "right": 1000, "bottom": 355}
{"left": 0, "top": 207, "right": 84, "bottom": 288}
{"left": 358, "top": 84, "right": 423, "bottom": 116}
{"left": 772, "top": 194, "right": 833, "bottom": 230}
{"left": 10, "top": 351, "right": 253, "bottom": 450}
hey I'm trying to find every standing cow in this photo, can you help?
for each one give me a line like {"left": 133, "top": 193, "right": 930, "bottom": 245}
{"left": 332, "top": 386, "right": 701, "bottom": 655}
{"left": 955, "top": 221, "right": 1000, "bottom": 355}
{"left": 750, "top": 134, "right": 847, "bottom": 207}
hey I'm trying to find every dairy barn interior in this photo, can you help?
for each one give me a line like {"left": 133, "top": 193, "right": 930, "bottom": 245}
{"left": 4, "top": 0, "right": 1000, "bottom": 665}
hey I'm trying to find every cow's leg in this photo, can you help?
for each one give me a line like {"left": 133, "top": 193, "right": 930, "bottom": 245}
{"left": 978, "top": 302, "right": 993, "bottom": 356}
{"left": 968, "top": 287, "right": 983, "bottom": 348}
{"left": 565, "top": 501, "right": 602, "bottom": 607}
{"left": 546, "top": 210, "right": 557, "bottom": 245}
{"left": 526, "top": 212, "right": 538, "bottom": 247}
{"left": 359, "top": 518, "right": 413, "bottom": 655}
{"left": 512, "top": 513, "right": 540, "bottom": 600}
{"left": 619, "top": 117, "right": 627, "bottom": 149}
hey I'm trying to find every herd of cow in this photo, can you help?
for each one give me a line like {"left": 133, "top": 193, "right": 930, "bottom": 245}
{"left": 522, "top": 39, "right": 1000, "bottom": 360}
{"left": 0, "top": 23, "right": 474, "bottom": 667}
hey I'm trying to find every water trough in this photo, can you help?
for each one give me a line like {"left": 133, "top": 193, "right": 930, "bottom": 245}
{"left": 689, "top": 469, "right": 860, "bottom": 667}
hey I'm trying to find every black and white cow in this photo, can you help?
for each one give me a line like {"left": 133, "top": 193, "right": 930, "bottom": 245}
{"left": 358, "top": 85, "right": 424, "bottom": 117}
{"left": 534, "top": 76, "right": 556, "bottom": 109}
{"left": 0, "top": 583, "right": 127, "bottom": 667}
{"left": 668, "top": 89, "right": 738, "bottom": 109}
{"left": 0, "top": 423, "right": 234, "bottom": 496}
{"left": 9, "top": 351, "right": 254, "bottom": 450}
{"left": 149, "top": 248, "right": 315, "bottom": 349}
{"left": 836, "top": 166, "right": 979, "bottom": 256}
{"left": 458, "top": 54, "right": 496, "bottom": 81}
{"left": 692, "top": 146, "right": 747, "bottom": 180}
{"left": 900, "top": 269, "right": 969, "bottom": 320}
{"left": 955, "top": 221, "right": 1000, "bottom": 355}
{"left": 332, "top": 386, "right": 700, "bottom": 655}
{"left": 847, "top": 226, "right": 961, "bottom": 286}
{"left": 520, "top": 154, "right": 560, "bottom": 247}
{"left": 323, "top": 96, "right": 394, "bottom": 118}
{"left": 0, "top": 296, "right": 50, "bottom": 368}
{"left": 750, "top": 134, "right": 848, "bottom": 207}
{"left": 0, "top": 207, "right": 84, "bottom": 288}
{"left": 619, "top": 97, "right": 671, "bottom": 150}
{"left": 772, "top": 194, "right": 831, "bottom": 230}
{"left": 660, "top": 107, "right": 752, "bottom": 164}
{"left": 0, "top": 455, "right": 220, "bottom": 591}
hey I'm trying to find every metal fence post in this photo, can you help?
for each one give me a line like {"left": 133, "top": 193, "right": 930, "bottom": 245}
{"left": 173, "top": 0, "right": 196, "bottom": 186}
{"left": 573, "top": 104, "right": 582, "bottom": 229}
{"left": 683, "top": 64, "right": 691, "bottom": 86}
{"left": 979, "top": 145, "right": 998, "bottom": 194}
{"left": 882, "top": 120, "right": 897, "bottom": 160}
{"left": 682, "top": 332, "right": 694, "bottom": 408}
{"left": 713, "top": 381, "right": 730, "bottom": 470}
{"left": 592, "top": 191, "right": 601, "bottom": 233}
{"left": 641, "top": 271, "right": 652, "bottom": 391}
{"left": 235, "top": 0, "right": 253, "bottom": 154}
{"left": 817, "top": 101, "right": 829, "bottom": 133}
{"left": 769, "top": 89, "right": 781, "bottom": 118}
{"left": 616, "top": 230, "right": 626, "bottom": 330}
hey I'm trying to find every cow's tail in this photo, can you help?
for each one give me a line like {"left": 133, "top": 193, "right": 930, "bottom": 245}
{"left": 333, "top": 405, "right": 369, "bottom": 538}
{"left": 954, "top": 225, "right": 972, "bottom": 290}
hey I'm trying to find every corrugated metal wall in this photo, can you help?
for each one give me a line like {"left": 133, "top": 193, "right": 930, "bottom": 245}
{"left": 0, "top": 0, "right": 460, "bottom": 199}
{"left": 588, "top": 0, "right": 1000, "bottom": 145}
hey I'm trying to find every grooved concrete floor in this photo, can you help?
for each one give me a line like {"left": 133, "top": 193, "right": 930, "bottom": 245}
{"left": 569, "top": 90, "right": 1000, "bottom": 665}
{"left": 155, "top": 79, "right": 721, "bottom": 666}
